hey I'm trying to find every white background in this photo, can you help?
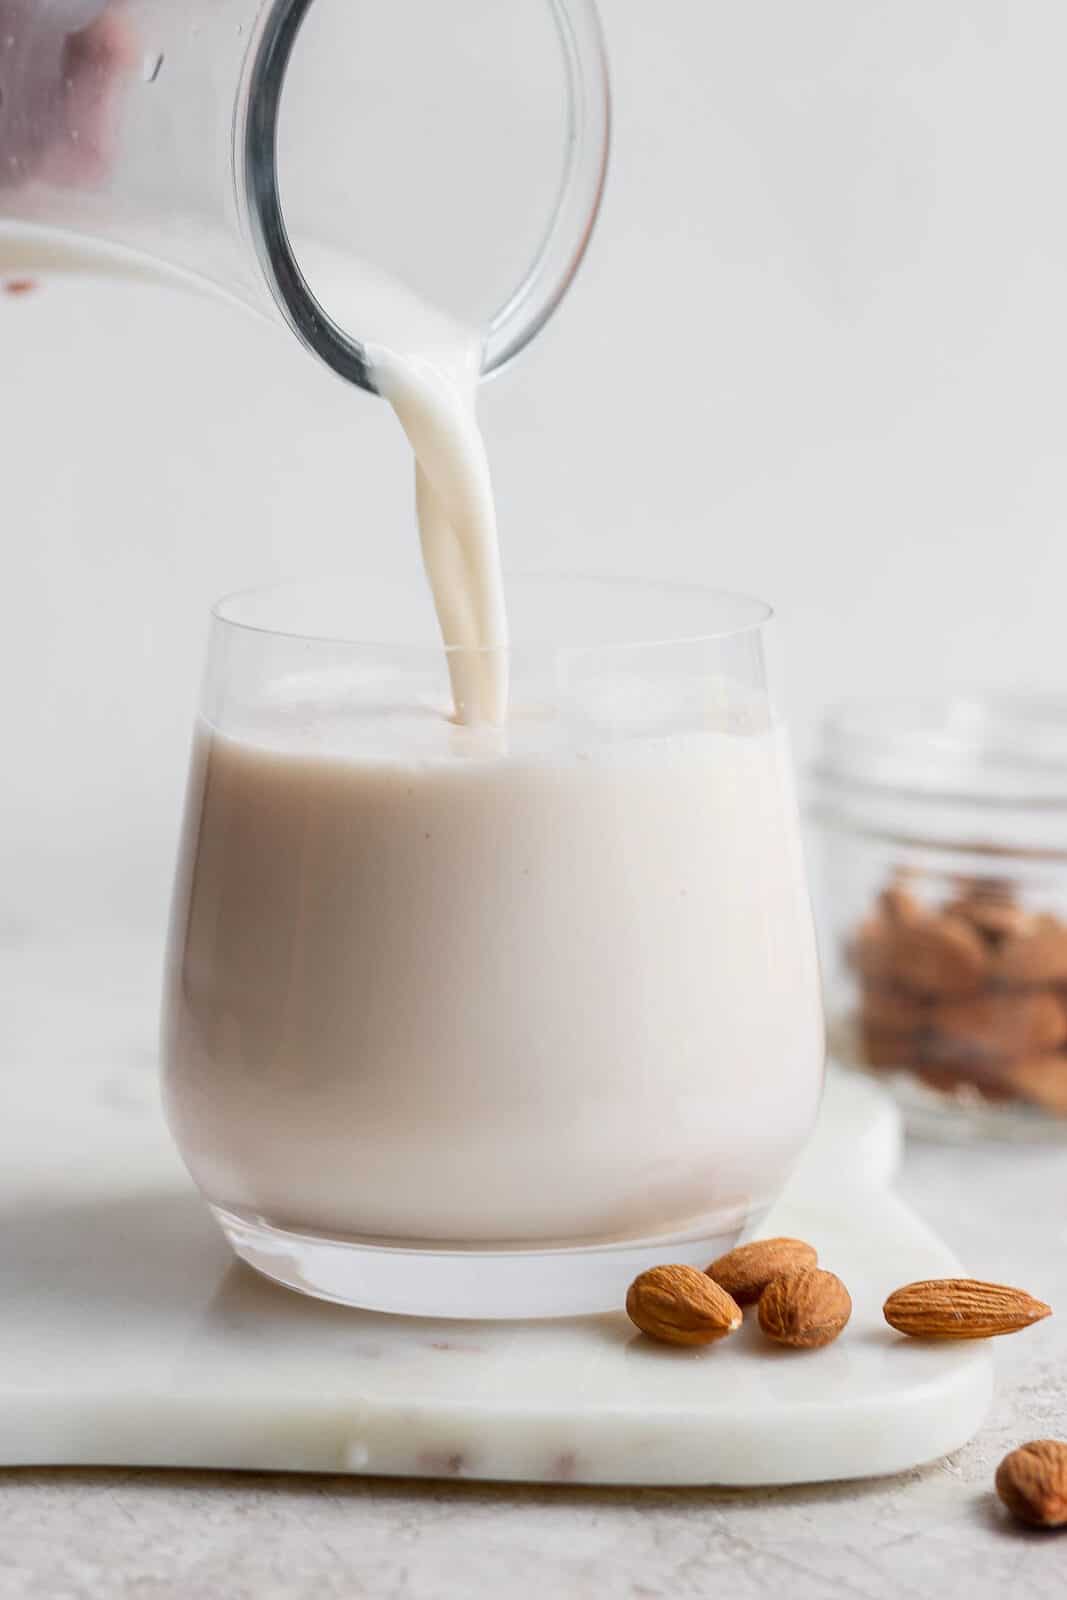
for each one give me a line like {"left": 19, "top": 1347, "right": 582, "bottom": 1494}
{"left": 2, "top": 0, "right": 1066, "bottom": 935}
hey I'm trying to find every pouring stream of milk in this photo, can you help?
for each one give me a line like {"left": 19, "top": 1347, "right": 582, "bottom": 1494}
{"left": 303, "top": 249, "right": 508, "bottom": 725}
{"left": 371, "top": 341, "right": 508, "bottom": 726}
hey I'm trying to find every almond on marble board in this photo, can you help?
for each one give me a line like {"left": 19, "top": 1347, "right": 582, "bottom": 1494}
{"left": 995, "top": 914, "right": 1067, "bottom": 987}
{"left": 704, "top": 1237, "right": 818, "bottom": 1306}
{"left": 883, "top": 1279, "right": 1052, "bottom": 1340}
{"left": 996, "top": 1440, "right": 1067, "bottom": 1528}
{"left": 626, "top": 1265, "right": 742, "bottom": 1347}
{"left": 757, "top": 1269, "right": 852, "bottom": 1349}
{"left": 928, "top": 990, "right": 1067, "bottom": 1063}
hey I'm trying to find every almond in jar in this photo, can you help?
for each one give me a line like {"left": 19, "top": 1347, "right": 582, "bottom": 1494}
{"left": 813, "top": 695, "right": 1067, "bottom": 1139}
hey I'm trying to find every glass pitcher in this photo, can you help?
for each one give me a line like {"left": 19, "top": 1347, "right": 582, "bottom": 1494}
{"left": 0, "top": 0, "right": 610, "bottom": 391}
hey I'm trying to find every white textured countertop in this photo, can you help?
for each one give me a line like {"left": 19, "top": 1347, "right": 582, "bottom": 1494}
{"left": 3, "top": 1132, "right": 1065, "bottom": 1599}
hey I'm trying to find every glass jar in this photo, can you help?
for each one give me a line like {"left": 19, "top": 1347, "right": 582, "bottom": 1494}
{"left": 813, "top": 695, "right": 1067, "bottom": 1140}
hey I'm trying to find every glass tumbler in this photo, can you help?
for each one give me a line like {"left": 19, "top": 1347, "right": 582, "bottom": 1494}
{"left": 162, "top": 577, "right": 825, "bottom": 1317}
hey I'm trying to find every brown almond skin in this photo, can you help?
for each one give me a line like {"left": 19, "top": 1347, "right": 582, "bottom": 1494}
{"left": 945, "top": 896, "right": 1033, "bottom": 943}
{"left": 757, "top": 1268, "right": 852, "bottom": 1349}
{"left": 928, "top": 991, "right": 1067, "bottom": 1063}
{"left": 889, "top": 913, "right": 988, "bottom": 998}
{"left": 883, "top": 1279, "right": 1052, "bottom": 1340}
{"left": 857, "top": 983, "right": 928, "bottom": 1070}
{"left": 626, "top": 1265, "right": 743, "bottom": 1347}
{"left": 860, "top": 983, "right": 930, "bottom": 1032}
{"left": 859, "top": 1022, "right": 915, "bottom": 1069}
{"left": 996, "top": 914, "right": 1067, "bottom": 986}
{"left": 996, "top": 1440, "right": 1067, "bottom": 1528}
{"left": 1004, "top": 1056, "right": 1067, "bottom": 1117}
{"left": 848, "top": 915, "right": 897, "bottom": 983}
{"left": 705, "top": 1237, "right": 818, "bottom": 1306}
{"left": 879, "top": 884, "right": 924, "bottom": 925}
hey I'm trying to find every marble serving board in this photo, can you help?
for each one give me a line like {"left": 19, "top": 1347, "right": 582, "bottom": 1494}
{"left": 0, "top": 936, "right": 992, "bottom": 1486}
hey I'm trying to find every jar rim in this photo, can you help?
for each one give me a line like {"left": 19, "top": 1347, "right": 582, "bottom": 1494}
{"left": 817, "top": 694, "right": 1067, "bottom": 808}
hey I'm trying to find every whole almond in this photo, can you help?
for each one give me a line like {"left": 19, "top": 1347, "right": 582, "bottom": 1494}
{"left": 860, "top": 983, "right": 930, "bottom": 1033}
{"left": 705, "top": 1237, "right": 818, "bottom": 1306}
{"left": 848, "top": 914, "right": 897, "bottom": 983}
{"left": 884, "top": 1279, "right": 1052, "bottom": 1340}
{"left": 858, "top": 982, "right": 928, "bottom": 1070}
{"left": 996, "top": 1440, "right": 1067, "bottom": 1528}
{"left": 1004, "top": 1056, "right": 1067, "bottom": 1117}
{"left": 996, "top": 914, "right": 1067, "bottom": 986}
{"left": 879, "top": 883, "right": 925, "bottom": 925}
{"left": 890, "top": 913, "right": 988, "bottom": 998}
{"left": 945, "top": 895, "right": 1033, "bottom": 943}
{"left": 626, "top": 1265, "right": 742, "bottom": 1347}
{"left": 928, "top": 990, "right": 1067, "bottom": 1062}
{"left": 757, "top": 1268, "right": 852, "bottom": 1349}
{"left": 860, "top": 1022, "right": 915, "bottom": 1069}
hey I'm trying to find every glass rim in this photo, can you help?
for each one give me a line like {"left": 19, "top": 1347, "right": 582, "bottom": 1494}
{"left": 209, "top": 573, "right": 775, "bottom": 652}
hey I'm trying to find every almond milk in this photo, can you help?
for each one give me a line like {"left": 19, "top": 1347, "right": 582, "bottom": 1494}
{"left": 161, "top": 259, "right": 823, "bottom": 1260}
{"left": 163, "top": 685, "right": 824, "bottom": 1246}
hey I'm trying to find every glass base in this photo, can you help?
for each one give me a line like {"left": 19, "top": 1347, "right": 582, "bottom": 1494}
{"left": 212, "top": 1205, "right": 754, "bottom": 1319}
{"left": 845, "top": 1062, "right": 1067, "bottom": 1144}
{"left": 827, "top": 1023, "right": 1067, "bottom": 1144}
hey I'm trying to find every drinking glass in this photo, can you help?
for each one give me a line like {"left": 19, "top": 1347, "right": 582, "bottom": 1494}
{"left": 162, "top": 576, "right": 825, "bottom": 1317}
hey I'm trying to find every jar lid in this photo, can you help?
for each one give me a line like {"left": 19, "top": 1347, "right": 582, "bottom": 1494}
{"left": 818, "top": 695, "right": 1067, "bottom": 809}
